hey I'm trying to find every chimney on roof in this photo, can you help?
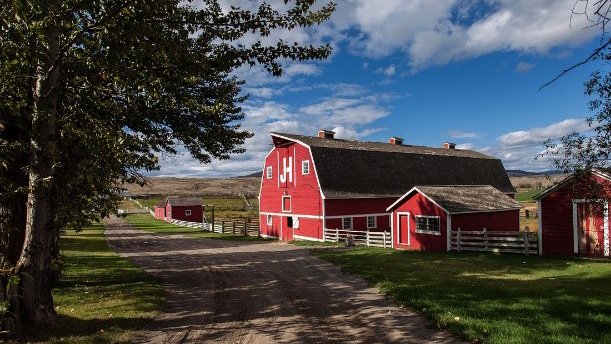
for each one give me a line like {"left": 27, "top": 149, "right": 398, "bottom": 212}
{"left": 443, "top": 142, "right": 456, "bottom": 149}
{"left": 318, "top": 129, "right": 335, "bottom": 139}
{"left": 389, "top": 137, "right": 404, "bottom": 145}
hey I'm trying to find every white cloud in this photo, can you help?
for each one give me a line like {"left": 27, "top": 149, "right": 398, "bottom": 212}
{"left": 515, "top": 62, "right": 535, "bottom": 73}
{"left": 151, "top": 84, "right": 396, "bottom": 177}
{"left": 376, "top": 64, "right": 397, "bottom": 77}
{"left": 447, "top": 130, "right": 484, "bottom": 139}
{"left": 499, "top": 118, "right": 590, "bottom": 148}
{"left": 463, "top": 118, "right": 594, "bottom": 172}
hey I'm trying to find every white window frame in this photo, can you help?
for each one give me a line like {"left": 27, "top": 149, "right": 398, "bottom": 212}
{"left": 282, "top": 195, "right": 291, "bottom": 213}
{"left": 267, "top": 214, "right": 272, "bottom": 226}
{"left": 367, "top": 216, "right": 377, "bottom": 229}
{"left": 342, "top": 217, "right": 353, "bottom": 230}
{"left": 185, "top": 209, "right": 192, "bottom": 216}
{"left": 415, "top": 215, "right": 441, "bottom": 235}
{"left": 266, "top": 166, "right": 272, "bottom": 179}
{"left": 302, "top": 160, "right": 310, "bottom": 175}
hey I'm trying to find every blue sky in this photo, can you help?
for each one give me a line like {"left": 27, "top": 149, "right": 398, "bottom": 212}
{"left": 155, "top": 0, "right": 604, "bottom": 177}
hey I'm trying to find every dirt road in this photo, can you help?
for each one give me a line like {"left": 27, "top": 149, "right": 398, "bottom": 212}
{"left": 104, "top": 216, "right": 461, "bottom": 344}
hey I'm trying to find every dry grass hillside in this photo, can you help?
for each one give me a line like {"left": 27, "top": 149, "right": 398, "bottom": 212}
{"left": 124, "top": 176, "right": 260, "bottom": 198}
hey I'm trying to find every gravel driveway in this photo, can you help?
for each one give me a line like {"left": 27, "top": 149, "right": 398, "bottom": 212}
{"left": 104, "top": 216, "right": 461, "bottom": 344}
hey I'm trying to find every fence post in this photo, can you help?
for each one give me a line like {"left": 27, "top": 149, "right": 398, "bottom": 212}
{"left": 221, "top": 221, "right": 225, "bottom": 234}
{"left": 383, "top": 232, "right": 387, "bottom": 248}
{"left": 366, "top": 231, "right": 370, "bottom": 247}
{"left": 523, "top": 231, "right": 529, "bottom": 255}
{"left": 232, "top": 221, "right": 236, "bottom": 234}
{"left": 483, "top": 227, "right": 488, "bottom": 250}
{"left": 335, "top": 229, "right": 339, "bottom": 243}
{"left": 244, "top": 221, "right": 247, "bottom": 237}
{"left": 457, "top": 228, "right": 461, "bottom": 252}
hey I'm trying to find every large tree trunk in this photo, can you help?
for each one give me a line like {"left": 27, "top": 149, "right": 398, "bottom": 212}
{"left": 16, "top": 12, "right": 61, "bottom": 326}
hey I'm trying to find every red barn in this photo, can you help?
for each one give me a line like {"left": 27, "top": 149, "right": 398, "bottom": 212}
{"left": 386, "top": 186, "right": 521, "bottom": 251}
{"left": 258, "top": 130, "right": 516, "bottom": 245}
{"left": 535, "top": 170, "right": 611, "bottom": 257}
{"left": 154, "top": 197, "right": 203, "bottom": 223}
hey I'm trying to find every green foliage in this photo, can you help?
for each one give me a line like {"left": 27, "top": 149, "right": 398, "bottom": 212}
{"left": 0, "top": 0, "right": 334, "bottom": 324}
{"left": 515, "top": 189, "right": 540, "bottom": 202}
{"left": 314, "top": 248, "right": 611, "bottom": 344}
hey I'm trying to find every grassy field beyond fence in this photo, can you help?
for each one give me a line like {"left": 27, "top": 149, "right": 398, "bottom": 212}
{"left": 312, "top": 247, "right": 611, "bottom": 344}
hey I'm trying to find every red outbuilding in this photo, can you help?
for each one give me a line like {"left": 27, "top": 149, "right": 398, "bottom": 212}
{"left": 386, "top": 186, "right": 521, "bottom": 251}
{"left": 534, "top": 170, "right": 611, "bottom": 258}
{"left": 154, "top": 197, "right": 203, "bottom": 223}
{"left": 258, "top": 130, "right": 516, "bottom": 246}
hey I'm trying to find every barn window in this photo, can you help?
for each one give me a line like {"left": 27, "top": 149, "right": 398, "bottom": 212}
{"left": 266, "top": 166, "right": 272, "bottom": 179}
{"left": 282, "top": 196, "right": 291, "bottom": 212}
{"left": 367, "top": 216, "right": 376, "bottom": 229}
{"left": 342, "top": 217, "right": 352, "bottom": 230}
{"left": 287, "top": 216, "right": 293, "bottom": 228}
{"left": 415, "top": 216, "right": 440, "bottom": 235}
{"left": 266, "top": 214, "right": 272, "bottom": 225}
{"left": 185, "top": 209, "right": 192, "bottom": 216}
{"left": 302, "top": 160, "right": 310, "bottom": 175}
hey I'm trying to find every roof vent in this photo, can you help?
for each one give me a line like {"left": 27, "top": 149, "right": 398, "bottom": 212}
{"left": 318, "top": 129, "right": 335, "bottom": 139}
{"left": 389, "top": 137, "right": 404, "bottom": 145}
{"left": 443, "top": 142, "right": 456, "bottom": 149}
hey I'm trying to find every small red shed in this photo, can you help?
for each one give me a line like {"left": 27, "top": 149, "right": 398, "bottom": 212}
{"left": 154, "top": 198, "right": 167, "bottom": 220}
{"left": 534, "top": 170, "right": 611, "bottom": 258}
{"left": 154, "top": 197, "right": 203, "bottom": 223}
{"left": 386, "top": 185, "right": 521, "bottom": 251}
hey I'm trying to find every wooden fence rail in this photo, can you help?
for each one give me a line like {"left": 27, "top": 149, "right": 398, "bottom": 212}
{"left": 169, "top": 218, "right": 260, "bottom": 237}
{"left": 323, "top": 228, "right": 391, "bottom": 248}
{"left": 450, "top": 228, "right": 538, "bottom": 255}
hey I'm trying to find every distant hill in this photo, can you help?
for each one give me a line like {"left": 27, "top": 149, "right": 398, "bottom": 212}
{"left": 506, "top": 170, "right": 562, "bottom": 177}
{"left": 234, "top": 171, "right": 262, "bottom": 178}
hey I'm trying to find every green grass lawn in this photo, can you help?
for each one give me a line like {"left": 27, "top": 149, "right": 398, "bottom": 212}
{"left": 30, "top": 222, "right": 164, "bottom": 343}
{"left": 312, "top": 248, "right": 611, "bottom": 344}
{"left": 123, "top": 214, "right": 264, "bottom": 241}
{"left": 516, "top": 189, "right": 542, "bottom": 202}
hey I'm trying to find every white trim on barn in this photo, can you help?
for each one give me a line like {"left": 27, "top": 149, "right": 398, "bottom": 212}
{"left": 387, "top": 187, "right": 449, "bottom": 213}
{"left": 260, "top": 212, "right": 321, "bottom": 219}
{"left": 572, "top": 201, "right": 579, "bottom": 254}
{"left": 325, "top": 212, "right": 390, "bottom": 219}
{"left": 604, "top": 201, "right": 609, "bottom": 257}
{"left": 538, "top": 200, "right": 543, "bottom": 256}
{"left": 446, "top": 214, "right": 452, "bottom": 251}
{"left": 395, "top": 212, "right": 410, "bottom": 246}
{"left": 293, "top": 234, "right": 324, "bottom": 242}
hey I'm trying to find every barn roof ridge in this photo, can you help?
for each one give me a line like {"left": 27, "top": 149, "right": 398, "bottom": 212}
{"left": 270, "top": 132, "right": 516, "bottom": 198}
{"left": 271, "top": 132, "right": 496, "bottom": 160}
{"left": 533, "top": 168, "right": 611, "bottom": 200}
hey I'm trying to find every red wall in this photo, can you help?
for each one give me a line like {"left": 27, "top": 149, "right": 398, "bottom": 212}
{"left": 391, "top": 192, "right": 520, "bottom": 252}
{"left": 259, "top": 142, "right": 324, "bottom": 240}
{"left": 154, "top": 206, "right": 166, "bottom": 220}
{"left": 452, "top": 210, "right": 519, "bottom": 231}
{"left": 166, "top": 205, "right": 203, "bottom": 222}
{"left": 324, "top": 198, "right": 395, "bottom": 216}
{"left": 324, "top": 214, "right": 390, "bottom": 232}
{"left": 391, "top": 192, "right": 448, "bottom": 251}
{"left": 540, "top": 175, "right": 611, "bottom": 256}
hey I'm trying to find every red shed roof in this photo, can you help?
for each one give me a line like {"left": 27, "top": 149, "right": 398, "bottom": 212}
{"left": 387, "top": 185, "right": 522, "bottom": 214}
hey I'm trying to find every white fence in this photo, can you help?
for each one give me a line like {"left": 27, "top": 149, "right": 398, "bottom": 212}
{"left": 168, "top": 218, "right": 260, "bottom": 237}
{"left": 117, "top": 208, "right": 150, "bottom": 215}
{"left": 450, "top": 229, "right": 538, "bottom": 255}
{"left": 323, "top": 228, "right": 391, "bottom": 248}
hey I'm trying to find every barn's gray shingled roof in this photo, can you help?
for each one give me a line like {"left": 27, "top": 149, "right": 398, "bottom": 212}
{"left": 414, "top": 185, "right": 521, "bottom": 213}
{"left": 166, "top": 197, "right": 202, "bottom": 207}
{"left": 271, "top": 132, "right": 516, "bottom": 198}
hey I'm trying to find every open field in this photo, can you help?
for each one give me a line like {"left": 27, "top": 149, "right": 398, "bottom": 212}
{"left": 123, "top": 213, "right": 264, "bottom": 241}
{"left": 312, "top": 247, "right": 611, "bottom": 344}
{"left": 124, "top": 176, "right": 260, "bottom": 198}
{"left": 26, "top": 223, "right": 163, "bottom": 343}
